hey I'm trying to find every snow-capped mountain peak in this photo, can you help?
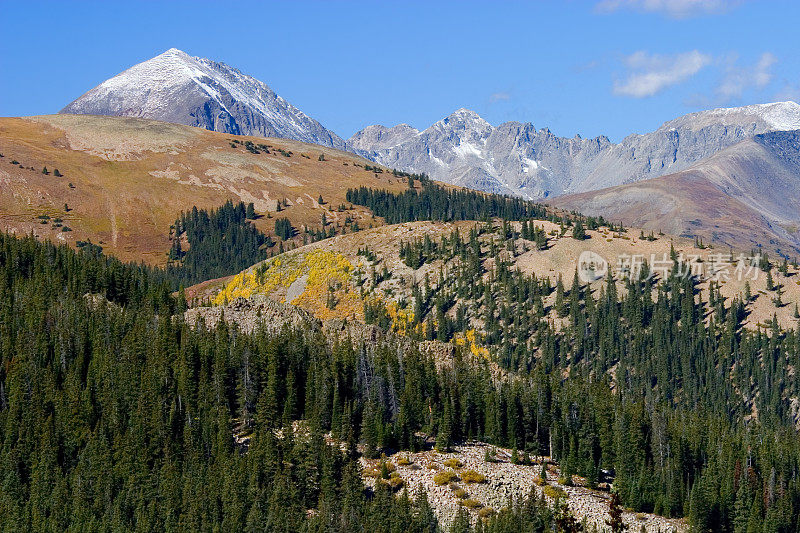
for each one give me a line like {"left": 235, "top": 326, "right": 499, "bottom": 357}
{"left": 742, "top": 101, "right": 800, "bottom": 130}
{"left": 61, "top": 48, "right": 345, "bottom": 149}
{"left": 438, "top": 108, "right": 493, "bottom": 133}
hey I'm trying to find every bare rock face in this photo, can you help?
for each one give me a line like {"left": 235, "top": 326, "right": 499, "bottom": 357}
{"left": 184, "top": 296, "right": 318, "bottom": 335}
{"left": 347, "top": 124, "right": 419, "bottom": 152}
{"left": 61, "top": 48, "right": 346, "bottom": 150}
{"left": 350, "top": 102, "right": 800, "bottom": 200}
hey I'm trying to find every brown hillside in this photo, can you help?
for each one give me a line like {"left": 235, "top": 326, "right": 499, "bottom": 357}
{"left": 549, "top": 133, "right": 800, "bottom": 258}
{"left": 196, "top": 220, "right": 800, "bottom": 333}
{"left": 0, "top": 114, "right": 411, "bottom": 264}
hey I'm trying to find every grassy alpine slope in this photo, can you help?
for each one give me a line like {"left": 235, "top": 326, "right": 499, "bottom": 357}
{"left": 0, "top": 114, "right": 410, "bottom": 263}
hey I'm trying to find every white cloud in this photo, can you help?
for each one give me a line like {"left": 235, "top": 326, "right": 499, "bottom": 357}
{"left": 613, "top": 50, "right": 711, "bottom": 98}
{"left": 596, "top": 0, "right": 741, "bottom": 19}
{"left": 489, "top": 92, "right": 511, "bottom": 103}
{"left": 716, "top": 52, "right": 776, "bottom": 100}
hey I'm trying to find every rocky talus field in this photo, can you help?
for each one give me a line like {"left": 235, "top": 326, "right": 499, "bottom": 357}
{"left": 361, "top": 444, "right": 686, "bottom": 532}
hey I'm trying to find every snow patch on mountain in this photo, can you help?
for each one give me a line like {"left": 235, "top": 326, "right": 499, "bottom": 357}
{"left": 660, "top": 101, "right": 800, "bottom": 132}
{"left": 453, "top": 141, "right": 483, "bottom": 159}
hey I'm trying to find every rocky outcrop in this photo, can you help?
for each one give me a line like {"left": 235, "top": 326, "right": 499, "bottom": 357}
{"left": 185, "top": 296, "right": 460, "bottom": 369}
{"left": 348, "top": 124, "right": 419, "bottom": 152}
{"left": 184, "top": 295, "right": 318, "bottom": 335}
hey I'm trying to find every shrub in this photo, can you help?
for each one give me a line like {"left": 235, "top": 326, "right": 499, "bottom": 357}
{"left": 557, "top": 475, "right": 573, "bottom": 487}
{"left": 454, "top": 488, "right": 467, "bottom": 499}
{"left": 386, "top": 472, "right": 404, "bottom": 491}
{"left": 460, "top": 499, "right": 482, "bottom": 509}
{"left": 443, "top": 458, "right": 463, "bottom": 469}
{"left": 396, "top": 456, "right": 411, "bottom": 466}
{"left": 433, "top": 471, "right": 458, "bottom": 486}
{"left": 543, "top": 485, "right": 567, "bottom": 500}
{"left": 460, "top": 470, "right": 486, "bottom": 484}
{"left": 534, "top": 477, "right": 546, "bottom": 486}
{"left": 478, "top": 507, "right": 495, "bottom": 518}
{"left": 426, "top": 463, "right": 440, "bottom": 470}
{"left": 387, "top": 477, "right": 404, "bottom": 490}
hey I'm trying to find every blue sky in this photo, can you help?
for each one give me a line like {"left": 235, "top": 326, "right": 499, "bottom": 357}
{"left": 1, "top": 0, "right": 798, "bottom": 142}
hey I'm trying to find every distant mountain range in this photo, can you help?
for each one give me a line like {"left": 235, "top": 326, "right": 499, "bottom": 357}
{"left": 59, "top": 48, "right": 800, "bottom": 253}
{"left": 351, "top": 102, "right": 800, "bottom": 199}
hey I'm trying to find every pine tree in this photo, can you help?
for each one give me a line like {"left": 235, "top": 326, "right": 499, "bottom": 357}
{"left": 572, "top": 220, "right": 586, "bottom": 240}
{"left": 411, "top": 488, "right": 438, "bottom": 532}
{"left": 449, "top": 508, "right": 470, "bottom": 533}
{"left": 606, "top": 492, "right": 626, "bottom": 533}
{"left": 436, "top": 402, "right": 453, "bottom": 452}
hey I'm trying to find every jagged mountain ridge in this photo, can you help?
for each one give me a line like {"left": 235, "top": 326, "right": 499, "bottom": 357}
{"left": 351, "top": 102, "right": 800, "bottom": 200}
{"left": 61, "top": 48, "right": 346, "bottom": 149}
